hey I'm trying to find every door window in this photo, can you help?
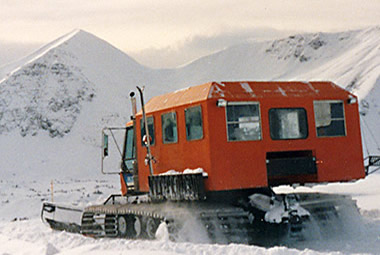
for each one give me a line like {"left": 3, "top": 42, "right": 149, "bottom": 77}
{"left": 140, "top": 116, "right": 155, "bottom": 145}
{"left": 124, "top": 127, "right": 135, "bottom": 170}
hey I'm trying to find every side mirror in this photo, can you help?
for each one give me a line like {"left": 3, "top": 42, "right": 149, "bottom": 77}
{"left": 103, "top": 133, "right": 109, "bottom": 157}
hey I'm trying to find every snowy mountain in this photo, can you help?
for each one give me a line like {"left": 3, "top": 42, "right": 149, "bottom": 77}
{"left": 175, "top": 27, "right": 379, "bottom": 98}
{"left": 0, "top": 30, "right": 157, "bottom": 138}
{"left": 172, "top": 27, "right": 380, "bottom": 152}
{"left": 0, "top": 27, "right": 380, "bottom": 255}
{"left": 0, "top": 27, "right": 378, "bottom": 148}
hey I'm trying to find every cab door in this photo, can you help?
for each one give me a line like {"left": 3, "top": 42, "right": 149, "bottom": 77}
{"left": 121, "top": 125, "right": 138, "bottom": 192}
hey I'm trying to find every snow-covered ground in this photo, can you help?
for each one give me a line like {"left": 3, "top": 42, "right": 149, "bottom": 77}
{"left": 1, "top": 172, "right": 380, "bottom": 255}
{"left": 0, "top": 27, "right": 379, "bottom": 254}
{"left": 1, "top": 218, "right": 362, "bottom": 255}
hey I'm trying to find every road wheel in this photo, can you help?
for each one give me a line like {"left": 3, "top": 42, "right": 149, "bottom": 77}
{"left": 145, "top": 217, "right": 160, "bottom": 239}
{"left": 118, "top": 216, "right": 128, "bottom": 237}
{"left": 133, "top": 216, "right": 142, "bottom": 238}
{"left": 118, "top": 215, "right": 142, "bottom": 238}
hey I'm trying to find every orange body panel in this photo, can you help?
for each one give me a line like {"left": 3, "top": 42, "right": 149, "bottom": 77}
{"left": 120, "top": 173, "right": 128, "bottom": 196}
{"left": 134, "top": 81, "right": 365, "bottom": 193}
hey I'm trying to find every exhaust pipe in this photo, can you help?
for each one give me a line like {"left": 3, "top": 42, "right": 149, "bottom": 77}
{"left": 137, "top": 86, "right": 154, "bottom": 176}
{"left": 130, "top": 91, "right": 137, "bottom": 119}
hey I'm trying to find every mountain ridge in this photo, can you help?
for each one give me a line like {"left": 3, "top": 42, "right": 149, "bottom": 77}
{"left": 0, "top": 27, "right": 378, "bottom": 153}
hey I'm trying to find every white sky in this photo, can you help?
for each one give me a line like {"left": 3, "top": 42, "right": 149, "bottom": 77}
{"left": 1, "top": 0, "right": 379, "bottom": 67}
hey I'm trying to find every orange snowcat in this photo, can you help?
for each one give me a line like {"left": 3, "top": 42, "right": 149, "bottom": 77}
{"left": 42, "top": 81, "right": 368, "bottom": 246}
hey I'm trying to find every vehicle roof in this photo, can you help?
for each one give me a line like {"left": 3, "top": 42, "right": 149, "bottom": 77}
{"left": 141, "top": 81, "right": 351, "bottom": 114}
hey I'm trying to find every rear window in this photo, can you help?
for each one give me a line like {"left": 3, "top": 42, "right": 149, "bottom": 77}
{"left": 269, "top": 108, "right": 308, "bottom": 140}
{"left": 314, "top": 101, "right": 346, "bottom": 137}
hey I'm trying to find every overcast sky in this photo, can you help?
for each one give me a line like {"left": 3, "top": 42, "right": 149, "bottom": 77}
{"left": 1, "top": 0, "right": 379, "bottom": 68}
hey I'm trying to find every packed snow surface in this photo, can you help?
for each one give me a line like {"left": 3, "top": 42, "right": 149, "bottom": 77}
{"left": 0, "top": 27, "right": 380, "bottom": 254}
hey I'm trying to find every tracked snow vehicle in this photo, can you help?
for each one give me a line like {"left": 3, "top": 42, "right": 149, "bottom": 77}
{"left": 42, "top": 81, "right": 371, "bottom": 245}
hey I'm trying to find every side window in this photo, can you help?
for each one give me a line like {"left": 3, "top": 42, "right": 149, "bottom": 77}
{"left": 185, "top": 106, "right": 203, "bottom": 141}
{"left": 124, "top": 127, "right": 135, "bottom": 170}
{"left": 269, "top": 108, "right": 308, "bottom": 140}
{"left": 161, "top": 112, "right": 178, "bottom": 144}
{"left": 140, "top": 116, "right": 155, "bottom": 145}
{"left": 314, "top": 101, "right": 346, "bottom": 137}
{"left": 226, "top": 102, "right": 261, "bottom": 141}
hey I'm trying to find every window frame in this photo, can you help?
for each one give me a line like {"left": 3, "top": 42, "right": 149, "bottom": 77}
{"left": 161, "top": 111, "right": 178, "bottom": 144}
{"left": 185, "top": 105, "right": 204, "bottom": 141}
{"left": 225, "top": 101, "right": 262, "bottom": 142}
{"left": 313, "top": 100, "right": 347, "bottom": 138}
{"left": 268, "top": 107, "right": 309, "bottom": 140}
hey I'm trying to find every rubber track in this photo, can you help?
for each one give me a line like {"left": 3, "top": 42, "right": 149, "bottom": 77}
{"left": 81, "top": 202, "right": 254, "bottom": 243}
